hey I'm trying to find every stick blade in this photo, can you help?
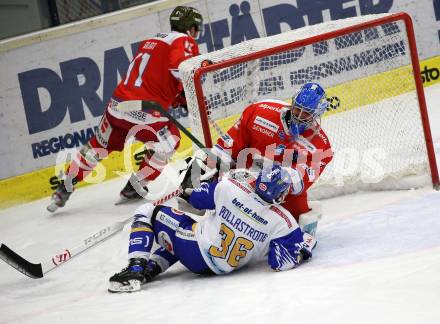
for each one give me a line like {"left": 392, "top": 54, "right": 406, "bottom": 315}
{"left": 0, "top": 244, "right": 43, "bottom": 279}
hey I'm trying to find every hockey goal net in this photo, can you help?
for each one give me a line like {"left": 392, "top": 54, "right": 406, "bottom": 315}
{"left": 180, "top": 12, "right": 439, "bottom": 198}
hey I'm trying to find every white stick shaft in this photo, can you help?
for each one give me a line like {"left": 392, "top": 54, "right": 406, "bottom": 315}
{"left": 40, "top": 188, "right": 182, "bottom": 275}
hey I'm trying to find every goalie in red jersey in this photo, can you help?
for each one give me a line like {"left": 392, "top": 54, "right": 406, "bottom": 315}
{"left": 47, "top": 6, "right": 202, "bottom": 212}
{"left": 185, "top": 82, "right": 333, "bottom": 236}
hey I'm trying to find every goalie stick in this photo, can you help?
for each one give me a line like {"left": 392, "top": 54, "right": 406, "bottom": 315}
{"left": 0, "top": 188, "right": 182, "bottom": 279}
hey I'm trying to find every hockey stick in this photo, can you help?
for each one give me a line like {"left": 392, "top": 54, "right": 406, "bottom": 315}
{"left": 142, "top": 101, "right": 208, "bottom": 152}
{"left": 0, "top": 188, "right": 182, "bottom": 279}
{"left": 142, "top": 101, "right": 234, "bottom": 170}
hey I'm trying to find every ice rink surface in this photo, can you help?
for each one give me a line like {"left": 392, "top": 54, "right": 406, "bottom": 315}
{"left": 1, "top": 84, "right": 440, "bottom": 324}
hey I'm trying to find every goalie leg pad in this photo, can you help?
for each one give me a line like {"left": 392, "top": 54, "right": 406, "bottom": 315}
{"left": 298, "top": 201, "right": 322, "bottom": 237}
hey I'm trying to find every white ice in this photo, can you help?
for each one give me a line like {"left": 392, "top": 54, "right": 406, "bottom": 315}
{"left": 1, "top": 84, "right": 440, "bottom": 324}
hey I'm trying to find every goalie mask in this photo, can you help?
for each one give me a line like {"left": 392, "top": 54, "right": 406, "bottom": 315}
{"left": 170, "top": 6, "right": 203, "bottom": 39}
{"left": 255, "top": 165, "right": 291, "bottom": 204}
{"left": 290, "top": 82, "right": 328, "bottom": 138}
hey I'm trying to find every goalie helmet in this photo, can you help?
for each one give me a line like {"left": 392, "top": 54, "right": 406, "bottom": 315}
{"left": 290, "top": 82, "right": 328, "bottom": 138}
{"left": 255, "top": 165, "right": 291, "bottom": 204}
{"left": 170, "top": 6, "right": 203, "bottom": 36}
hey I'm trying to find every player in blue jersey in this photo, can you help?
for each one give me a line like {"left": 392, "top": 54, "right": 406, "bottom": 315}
{"left": 108, "top": 165, "right": 316, "bottom": 293}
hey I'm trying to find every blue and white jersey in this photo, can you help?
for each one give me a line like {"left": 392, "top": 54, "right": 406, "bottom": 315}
{"left": 189, "top": 176, "right": 305, "bottom": 274}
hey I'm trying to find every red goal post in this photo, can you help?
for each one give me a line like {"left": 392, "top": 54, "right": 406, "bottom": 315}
{"left": 180, "top": 12, "right": 439, "bottom": 194}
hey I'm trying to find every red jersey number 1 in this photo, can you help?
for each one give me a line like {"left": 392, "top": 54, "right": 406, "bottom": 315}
{"left": 124, "top": 53, "right": 151, "bottom": 88}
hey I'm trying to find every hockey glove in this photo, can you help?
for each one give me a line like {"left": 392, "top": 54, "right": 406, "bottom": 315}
{"left": 171, "top": 90, "right": 187, "bottom": 113}
{"left": 180, "top": 151, "right": 219, "bottom": 192}
{"left": 299, "top": 232, "right": 317, "bottom": 261}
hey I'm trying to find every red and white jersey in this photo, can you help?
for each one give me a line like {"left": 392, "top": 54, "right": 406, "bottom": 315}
{"left": 113, "top": 31, "right": 199, "bottom": 110}
{"left": 215, "top": 99, "right": 333, "bottom": 196}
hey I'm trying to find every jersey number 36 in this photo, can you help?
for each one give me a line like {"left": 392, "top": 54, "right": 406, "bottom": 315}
{"left": 209, "top": 223, "right": 254, "bottom": 267}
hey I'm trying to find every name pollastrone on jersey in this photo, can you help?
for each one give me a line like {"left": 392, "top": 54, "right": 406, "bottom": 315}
{"left": 218, "top": 205, "right": 268, "bottom": 242}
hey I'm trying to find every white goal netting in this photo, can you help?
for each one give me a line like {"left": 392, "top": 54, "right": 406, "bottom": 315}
{"left": 180, "top": 13, "right": 437, "bottom": 198}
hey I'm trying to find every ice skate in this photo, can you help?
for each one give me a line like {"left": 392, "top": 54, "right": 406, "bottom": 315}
{"left": 108, "top": 259, "right": 161, "bottom": 293}
{"left": 115, "top": 174, "right": 149, "bottom": 205}
{"left": 47, "top": 181, "right": 73, "bottom": 213}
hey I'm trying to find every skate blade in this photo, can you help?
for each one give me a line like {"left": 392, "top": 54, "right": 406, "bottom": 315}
{"left": 108, "top": 280, "right": 141, "bottom": 293}
{"left": 114, "top": 196, "right": 143, "bottom": 206}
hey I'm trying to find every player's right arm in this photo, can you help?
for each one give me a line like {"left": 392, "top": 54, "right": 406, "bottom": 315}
{"left": 187, "top": 181, "right": 219, "bottom": 210}
{"left": 267, "top": 208, "right": 316, "bottom": 271}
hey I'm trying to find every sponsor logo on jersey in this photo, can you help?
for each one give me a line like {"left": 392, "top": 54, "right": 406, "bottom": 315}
{"left": 296, "top": 136, "right": 317, "bottom": 153}
{"left": 176, "top": 227, "right": 196, "bottom": 240}
{"left": 258, "top": 182, "right": 267, "bottom": 192}
{"left": 270, "top": 206, "right": 292, "bottom": 228}
{"left": 252, "top": 124, "right": 274, "bottom": 138}
{"left": 142, "top": 41, "right": 157, "bottom": 50}
{"left": 229, "top": 178, "right": 251, "bottom": 193}
{"left": 232, "top": 197, "right": 268, "bottom": 225}
{"left": 220, "top": 133, "right": 234, "bottom": 148}
{"left": 157, "top": 211, "right": 179, "bottom": 230}
{"left": 255, "top": 116, "right": 279, "bottom": 132}
{"left": 258, "top": 103, "right": 281, "bottom": 112}
{"left": 318, "top": 131, "right": 328, "bottom": 145}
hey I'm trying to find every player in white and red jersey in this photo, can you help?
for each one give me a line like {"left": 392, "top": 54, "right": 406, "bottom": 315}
{"left": 47, "top": 6, "right": 202, "bottom": 212}
{"left": 108, "top": 166, "right": 315, "bottom": 293}
{"left": 187, "top": 83, "right": 333, "bottom": 235}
